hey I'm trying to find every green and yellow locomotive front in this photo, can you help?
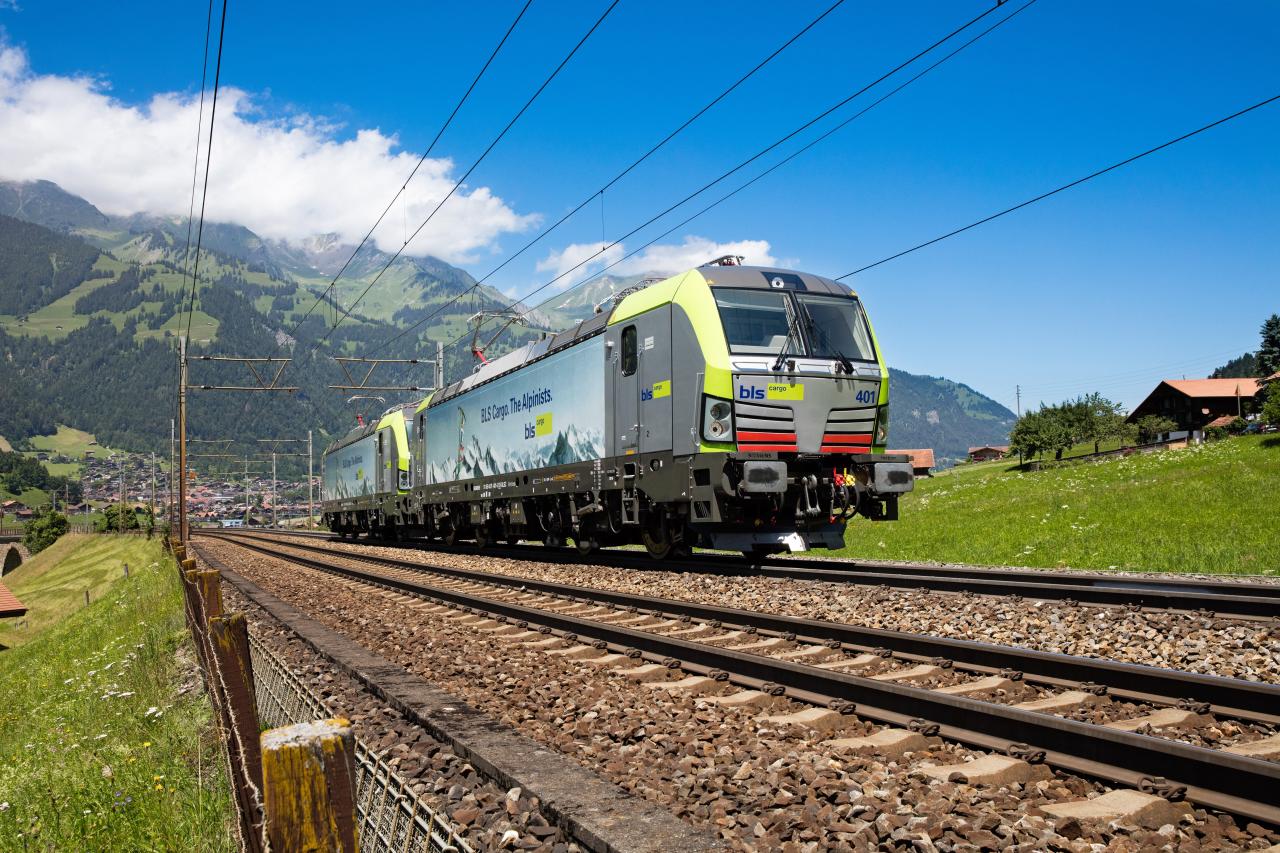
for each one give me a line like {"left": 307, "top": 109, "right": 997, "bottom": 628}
{"left": 320, "top": 404, "right": 413, "bottom": 537}
{"left": 628, "top": 262, "right": 913, "bottom": 555}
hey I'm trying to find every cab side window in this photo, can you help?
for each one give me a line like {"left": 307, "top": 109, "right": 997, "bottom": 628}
{"left": 621, "top": 325, "right": 637, "bottom": 376}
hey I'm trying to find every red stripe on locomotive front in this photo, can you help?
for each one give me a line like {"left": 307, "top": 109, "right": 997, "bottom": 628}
{"left": 820, "top": 433, "right": 873, "bottom": 445}
{"left": 737, "top": 431, "right": 798, "bottom": 442}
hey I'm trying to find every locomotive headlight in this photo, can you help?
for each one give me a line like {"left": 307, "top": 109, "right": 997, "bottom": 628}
{"left": 874, "top": 404, "right": 890, "bottom": 445}
{"left": 702, "top": 395, "right": 735, "bottom": 443}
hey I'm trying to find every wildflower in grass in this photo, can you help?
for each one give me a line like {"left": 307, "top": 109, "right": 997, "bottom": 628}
{"left": 142, "top": 741, "right": 151, "bottom": 747}
{"left": 0, "top": 802, "right": 8, "bottom": 811}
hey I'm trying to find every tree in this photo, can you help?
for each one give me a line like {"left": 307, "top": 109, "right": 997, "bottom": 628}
{"left": 1262, "top": 388, "right": 1280, "bottom": 427}
{"left": 1135, "top": 415, "right": 1177, "bottom": 444}
{"left": 1211, "top": 352, "right": 1259, "bottom": 379}
{"left": 1077, "top": 392, "right": 1134, "bottom": 453}
{"left": 1259, "top": 314, "right": 1280, "bottom": 377}
{"left": 95, "top": 503, "right": 142, "bottom": 533}
{"left": 23, "top": 507, "right": 68, "bottom": 555}
{"left": 1009, "top": 406, "right": 1074, "bottom": 461}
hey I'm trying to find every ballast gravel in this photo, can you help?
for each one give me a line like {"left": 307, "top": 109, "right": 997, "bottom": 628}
{"left": 326, "top": 541, "right": 1280, "bottom": 684}
{"left": 201, "top": 538, "right": 1279, "bottom": 853}
{"left": 218, "top": 581, "right": 577, "bottom": 853}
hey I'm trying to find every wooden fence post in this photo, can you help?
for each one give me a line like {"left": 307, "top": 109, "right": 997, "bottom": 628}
{"left": 210, "top": 613, "right": 266, "bottom": 853}
{"left": 261, "top": 719, "right": 359, "bottom": 853}
{"left": 191, "top": 569, "right": 223, "bottom": 621}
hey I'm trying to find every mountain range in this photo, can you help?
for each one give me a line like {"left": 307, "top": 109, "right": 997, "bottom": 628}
{"left": 0, "top": 178, "right": 1013, "bottom": 466}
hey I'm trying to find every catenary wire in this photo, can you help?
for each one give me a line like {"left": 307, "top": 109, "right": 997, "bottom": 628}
{"left": 836, "top": 92, "right": 1280, "bottom": 279}
{"left": 366, "top": 0, "right": 852, "bottom": 357}
{"left": 176, "top": 0, "right": 217, "bottom": 356}
{"left": 1019, "top": 348, "right": 1254, "bottom": 395}
{"left": 182, "top": 0, "right": 231, "bottom": 342}
{"left": 294, "top": 0, "right": 622, "bottom": 366}
{"left": 284, "top": 0, "right": 535, "bottom": 343}
{"left": 456, "top": 1, "right": 1011, "bottom": 359}
{"left": 172, "top": 0, "right": 217, "bottom": 430}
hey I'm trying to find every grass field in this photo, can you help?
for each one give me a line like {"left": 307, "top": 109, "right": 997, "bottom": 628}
{"left": 835, "top": 435, "right": 1280, "bottom": 575}
{"left": 0, "top": 535, "right": 153, "bottom": 646}
{"left": 29, "top": 425, "right": 104, "bottom": 458}
{"left": 0, "top": 535, "right": 233, "bottom": 849}
{"left": 0, "top": 486, "right": 50, "bottom": 508}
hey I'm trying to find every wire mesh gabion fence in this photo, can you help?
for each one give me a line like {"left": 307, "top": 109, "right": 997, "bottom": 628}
{"left": 248, "top": 634, "right": 473, "bottom": 853}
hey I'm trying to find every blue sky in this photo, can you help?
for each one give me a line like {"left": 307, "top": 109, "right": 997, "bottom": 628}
{"left": 1, "top": 0, "right": 1276, "bottom": 413}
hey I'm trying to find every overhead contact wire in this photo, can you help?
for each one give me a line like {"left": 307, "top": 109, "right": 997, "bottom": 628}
{"left": 285, "top": 0, "right": 535, "bottom": 343}
{"left": 183, "top": 0, "right": 231, "bottom": 342}
{"left": 368, "top": 0, "right": 851, "bottom": 356}
{"left": 836, "top": 92, "right": 1280, "bottom": 279}
{"left": 466, "top": 1, "right": 1008, "bottom": 352}
{"left": 173, "top": 0, "right": 216, "bottom": 413}
{"left": 298, "top": 0, "right": 622, "bottom": 366}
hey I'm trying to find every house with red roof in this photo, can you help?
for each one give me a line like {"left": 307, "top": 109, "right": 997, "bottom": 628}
{"left": 0, "top": 579, "right": 27, "bottom": 619}
{"left": 890, "top": 448, "right": 936, "bottom": 476}
{"left": 967, "top": 445, "right": 1009, "bottom": 463}
{"left": 1127, "top": 378, "right": 1261, "bottom": 432}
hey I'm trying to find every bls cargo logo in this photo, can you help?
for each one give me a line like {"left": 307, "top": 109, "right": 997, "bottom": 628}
{"left": 523, "top": 412, "right": 553, "bottom": 439}
{"left": 641, "top": 380, "right": 670, "bottom": 402}
{"left": 738, "top": 383, "right": 805, "bottom": 402}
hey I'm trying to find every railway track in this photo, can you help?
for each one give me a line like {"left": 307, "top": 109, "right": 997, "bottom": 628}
{"left": 201, "top": 529, "right": 1280, "bottom": 827}
{"left": 236, "top": 527, "right": 1280, "bottom": 620}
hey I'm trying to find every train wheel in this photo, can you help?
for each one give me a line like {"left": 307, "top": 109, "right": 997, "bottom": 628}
{"left": 442, "top": 524, "right": 461, "bottom": 547}
{"left": 641, "top": 525, "right": 674, "bottom": 560}
{"left": 575, "top": 535, "right": 597, "bottom": 556}
{"left": 474, "top": 525, "right": 489, "bottom": 548}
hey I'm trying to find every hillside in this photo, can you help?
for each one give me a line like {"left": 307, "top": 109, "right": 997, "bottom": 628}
{"left": 886, "top": 368, "right": 1017, "bottom": 465}
{"left": 0, "top": 179, "right": 1013, "bottom": 461}
{"left": 834, "top": 435, "right": 1280, "bottom": 574}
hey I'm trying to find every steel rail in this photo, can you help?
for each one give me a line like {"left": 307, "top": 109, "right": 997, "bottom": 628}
{"left": 234, "top": 527, "right": 1280, "bottom": 620}
{"left": 201, "top": 531, "right": 1280, "bottom": 825}
{"left": 204, "top": 530, "right": 1280, "bottom": 723}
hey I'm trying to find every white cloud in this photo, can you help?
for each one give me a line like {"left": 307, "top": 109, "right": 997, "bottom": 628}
{"left": 534, "top": 240, "right": 624, "bottom": 281}
{"left": 537, "top": 235, "right": 778, "bottom": 289}
{"left": 0, "top": 43, "right": 536, "bottom": 263}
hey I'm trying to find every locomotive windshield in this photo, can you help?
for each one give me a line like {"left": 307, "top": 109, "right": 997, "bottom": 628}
{"left": 713, "top": 288, "right": 876, "bottom": 362}
{"left": 795, "top": 293, "right": 876, "bottom": 362}
{"left": 713, "top": 289, "right": 794, "bottom": 355}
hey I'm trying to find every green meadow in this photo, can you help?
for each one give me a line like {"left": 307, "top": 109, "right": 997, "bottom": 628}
{"left": 0, "top": 535, "right": 233, "bottom": 849}
{"left": 836, "top": 435, "right": 1280, "bottom": 575}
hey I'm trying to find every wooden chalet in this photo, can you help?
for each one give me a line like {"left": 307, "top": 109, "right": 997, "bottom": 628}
{"left": 1127, "top": 378, "right": 1261, "bottom": 432}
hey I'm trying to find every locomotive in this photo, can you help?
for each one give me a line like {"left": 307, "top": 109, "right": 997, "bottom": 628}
{"left": 320, "top": 259, "right": 914, "bottom": 558}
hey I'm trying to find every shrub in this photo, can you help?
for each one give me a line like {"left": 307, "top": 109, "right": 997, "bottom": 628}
{"left": 1262, "top": 391, "right": 1280, "bottom": 428}
{"left": 1136, "top": 415, "right": 1177, "bottom": 444}
{"left": 95, "top": 504, "right": 145, "bottom": 533}
{"left": 22, "top": 507, "right": 69, "bottom": 555}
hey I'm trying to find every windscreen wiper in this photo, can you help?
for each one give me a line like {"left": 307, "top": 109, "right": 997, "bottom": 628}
{"left": 799, "top": 301, "right": 854, "bottom": 374}
{"left": 771, "top": 307, "right": 802, "bottom": 373}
